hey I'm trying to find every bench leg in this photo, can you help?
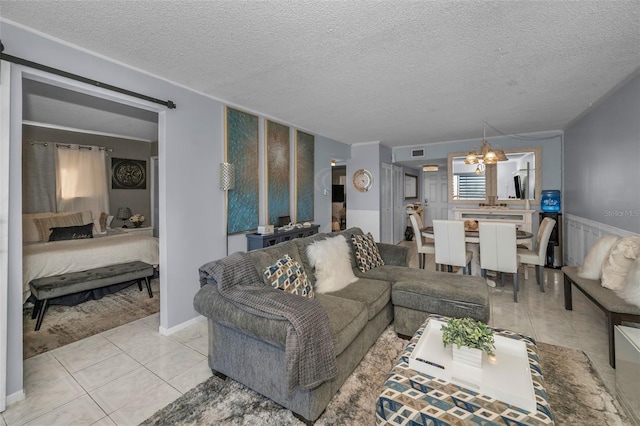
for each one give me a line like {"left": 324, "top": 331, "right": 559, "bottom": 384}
{"left": 564, "top": 275, "right": 573, "bottom": 310}
{"left": 137, "top": 279, "right": 143, "bottom": 291}
{"left": 513, "top": 273, "right": 519, "bottom": 303}
{"left": 145, "top": 276, "right": 153, "bottom": 298}
{"left": 537, "top": 265, "right": 545, "bottom": 292}
{"left": 35, "top": 299, "right": 49, "bottom": 331}
{"left": 609, "top": 313, "right": 622, "bottom": 368}
{"left": 32, "top": 299, "right": 42, "bottom": 320}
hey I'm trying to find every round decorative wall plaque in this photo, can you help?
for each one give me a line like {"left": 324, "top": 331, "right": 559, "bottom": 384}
{"left": 352, "top": 168, "right": 373, "bottom": 192}
{"left": 111, "top": 158, "right": 147, "bottom": 190}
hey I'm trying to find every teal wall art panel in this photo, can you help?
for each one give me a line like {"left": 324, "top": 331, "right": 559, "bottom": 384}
{"left": 296, "top": 130, "right": 315, "bottom": 222}
{"left": 266, "top": 120, "right": 290, "bottom": 226}
{"left": 226, "top": 107, "right": 259, "bottom": 234}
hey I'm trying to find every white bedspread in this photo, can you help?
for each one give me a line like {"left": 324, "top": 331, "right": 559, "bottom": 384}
{"left": 23, "top": 233, "right": 159, "bottom": 303}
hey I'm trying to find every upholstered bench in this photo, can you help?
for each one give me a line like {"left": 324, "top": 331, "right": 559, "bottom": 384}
{"left": 563, "top": 266, "right": 640, "bottom": 368}
{"left": 391, "top": 272, "right": 490, "bottom": 337}
{"left": 29, "top": 261, "right": 154, "bottom": 331}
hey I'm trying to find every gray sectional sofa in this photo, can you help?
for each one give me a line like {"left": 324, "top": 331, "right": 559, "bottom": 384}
{"left": 194, "top": 227, "right": 490, "bottom": 423}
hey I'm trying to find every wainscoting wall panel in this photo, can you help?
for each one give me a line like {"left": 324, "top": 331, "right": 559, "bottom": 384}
{"left": 564, "top": 213, "right": 636, "bottom": 266}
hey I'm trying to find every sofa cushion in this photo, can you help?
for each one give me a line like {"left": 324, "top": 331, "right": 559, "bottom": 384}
{"left": 306, "top": 235, "right": 357, "bottom": 293}
{"left": 315, "top": 293, "right": 368, "bottom": 356}
{"left": 392, "top": 272, "right": 490, "bottom": 322}
{"left": 351, "top": 232, "right": 385, "bottom": 273}
{"left": 263, "top": 254, "right": 314, "bottom": 298}
{"left": 324, "top": 278, "right": 391, "bottom": 320}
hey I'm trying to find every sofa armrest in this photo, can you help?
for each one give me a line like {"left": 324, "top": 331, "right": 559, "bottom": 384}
{"left": 377, "top": 242, "right": 410, "bottom": 267}
{"left": 194, "top": 284, "right": 288, "bottom": 349}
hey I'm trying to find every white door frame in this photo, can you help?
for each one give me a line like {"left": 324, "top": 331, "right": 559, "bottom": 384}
{"left": 2, "top": 63, "right": 165, "bottom": 407}
{"left": 0, "top": 60, "right": 12, "bottom": 412}
{"left": 150, "top": 156, "right": 159, "bottom": 237}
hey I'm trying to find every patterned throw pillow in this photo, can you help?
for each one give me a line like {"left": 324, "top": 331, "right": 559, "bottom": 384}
{"left": 33, "top": 212, "right": 84, "bottom": 242}
{"left": 351, "top": 232, "right": 385, "bottom": 273}
{"left": 263, "top": 254, "right": 314, "bottom": 298}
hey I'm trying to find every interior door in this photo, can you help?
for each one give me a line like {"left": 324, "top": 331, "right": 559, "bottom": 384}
{"left": 393, "top": 165, "right": 404, "bottom": 243}
{"left": 423, "top": 170, "right": 449, "bottom": 226}
{"left": 380, "top": 163, "right": 392, "bottom": 244}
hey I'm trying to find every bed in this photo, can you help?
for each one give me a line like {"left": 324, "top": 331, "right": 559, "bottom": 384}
{"left": 22, "top": 211, "right": 159, "bottom": 303}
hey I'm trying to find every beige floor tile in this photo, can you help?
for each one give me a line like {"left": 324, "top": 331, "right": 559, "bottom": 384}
{"left": 2, "top": 376, "right": 85, "bottom": 426}
{"left": 167, "top": 359, "right": 213, "bottom": 394}
{"left": 167, "top": 318, "right": 207, "bottom": 344}
{"left": 125, "top": 335, "right": 184, "bottom": 365}
{"left": 52, "top": 338, "right": 123, "bottom": 374}
{"left": 72, "top": 353, "right": 141, "bottom": 392}
{"left": 90, "top": 416, "right": 116, "bottom": 426}
{"left": 23, "top": 353, "right": 69, "bottom": 390}
{"left": 101, "top": 321, "right": 161, "bottom": 353}
{"left": 144, "top": 345, "right": 205, "bottom": 382}
{"left": 89, "top": 367, "right": 165, "bottom": 414}
{"left": 23, "top": 395, "right": 106, "bottom": 426}
{"left": 1, "top": 413, "right": 7, "bottom": 426}
{"left": 108, "top": 382, "right": 181, "bottom": 426}
{"left": 184, "top": 334, "right": 208, "bottom": 356}
{"left": 138, "top": 312, "right": 160, "bottom": 329}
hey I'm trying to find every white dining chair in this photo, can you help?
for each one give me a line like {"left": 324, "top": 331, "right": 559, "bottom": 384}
{"left": 432, "top": 220, "right": 473, "bottom": 275}
{"left": 479, "top": 222, "right": 520, "bottom": 302}
{"left": 517, "top": 217, "right": 556, "bottom": 292}
{"left": 409, "top": 213, "right": 435, "bottom": 269}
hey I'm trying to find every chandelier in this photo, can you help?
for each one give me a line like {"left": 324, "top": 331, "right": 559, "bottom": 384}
{"left": 464, "top": 122, "right": 508, "bottom": 174}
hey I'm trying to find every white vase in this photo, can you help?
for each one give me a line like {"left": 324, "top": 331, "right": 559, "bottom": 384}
{"left": 524, "top": 198, "right": 531, "bottom": 210}
{"left": 452, "top": 345, "right": 483, "bottom": 368}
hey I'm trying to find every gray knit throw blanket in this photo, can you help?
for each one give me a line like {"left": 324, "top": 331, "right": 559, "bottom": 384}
{"left": 199, "top": 252, "right": 337, "bottom": 390}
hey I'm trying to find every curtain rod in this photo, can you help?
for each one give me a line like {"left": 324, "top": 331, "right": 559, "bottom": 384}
{"left": 0, "top": 40, "right": 176, "bottom": 110}
{"left": 29, "top": 140, "right": 113, "bottom": 152}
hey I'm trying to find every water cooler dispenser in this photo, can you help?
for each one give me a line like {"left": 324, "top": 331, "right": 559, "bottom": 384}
{"left": 540, "top": 189, "right": 563, "bottom": 268}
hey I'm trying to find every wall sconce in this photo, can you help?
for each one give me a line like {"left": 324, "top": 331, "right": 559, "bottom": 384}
{"left": 220, "top": 163, "right": 235, "bottom": 255}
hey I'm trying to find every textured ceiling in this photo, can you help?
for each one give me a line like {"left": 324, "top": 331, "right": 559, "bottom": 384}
{"left": 2, "top": 1, "right": 639, "bottom": 147}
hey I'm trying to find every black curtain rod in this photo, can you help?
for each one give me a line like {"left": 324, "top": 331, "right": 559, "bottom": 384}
{"left": 0, "top": 40, "right": 176, "bottom": 109}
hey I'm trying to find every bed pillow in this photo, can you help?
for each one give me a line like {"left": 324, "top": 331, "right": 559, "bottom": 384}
{"left": 578, "top": 234, "right": 620, "bottom": 280}
{"left": 616, "top": 258, "right": 640, "bottom": 308}
{"left": 263, "top": 254, "right": 314, "bottom": 298}
{"left": 351, "top": 232, "right": 385, "bottom": 273}
{"left": 23, "top": 212, "right": 54, "bottom": 243}
{"left": 34, "top": 212, "right": 84, "bottom": 242}
{"left": 48, "top": 223, "right": 94, "bottom": 241}
{"left": 306, "top": 235, "right": 358, "bottom": 293}
{"left": 98, "top": 212, "right": 109, "bottom": 233}
{"left": 601, "top": 236, "right": 640, "bottom": 290}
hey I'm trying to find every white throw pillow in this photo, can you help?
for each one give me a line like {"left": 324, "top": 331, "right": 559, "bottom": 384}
{"left": 601, "top": 236, "right": 640, "bottom": 290}
{"left": 306, "top": 235, "right": 358, "bottom": 293}
{"left": 616, "top": 257, "right": 640, "bottom": 308}
{"left": 578, "top": 234, "right": 620, "bottom": 280}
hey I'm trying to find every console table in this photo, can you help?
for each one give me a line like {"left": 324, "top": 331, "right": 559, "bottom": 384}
{"left": 246, "top": 224, "right": 320, "bottom": 251}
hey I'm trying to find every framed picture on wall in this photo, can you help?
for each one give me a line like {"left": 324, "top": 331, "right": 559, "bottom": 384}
{"left": 404, "top": 173, "right": 418, "bottom": 199}
{"left": 112, "top": 158, "right": 147, "bottom": 189}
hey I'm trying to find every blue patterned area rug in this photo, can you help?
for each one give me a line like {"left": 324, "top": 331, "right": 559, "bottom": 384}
{"left": 142, "top": 326, "right": 630, "bottom": 425}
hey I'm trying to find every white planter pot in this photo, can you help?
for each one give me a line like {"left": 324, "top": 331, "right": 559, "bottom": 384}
{"left": 452, "top": 345, "right": 483, "bottom": 368}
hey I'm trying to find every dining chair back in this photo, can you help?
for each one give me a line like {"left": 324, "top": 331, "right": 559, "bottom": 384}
{"left": 517, "top": 217, "right": 556, "bottom": 292}
{"left": 479, "top": 222, "right": 520, "bottom": 301}
{"left": 409, "top": 213, "right": 435, "bottom": 269}
{"left": 432, "top": 220, "right": 472, "bottom": 274}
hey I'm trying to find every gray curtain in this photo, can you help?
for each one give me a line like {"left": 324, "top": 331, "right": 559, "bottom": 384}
{"left": 22, "top": 140, "right": 56, "bottom": 213}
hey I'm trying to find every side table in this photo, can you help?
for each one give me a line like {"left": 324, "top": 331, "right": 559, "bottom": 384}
{"left": 120, "top": 226, "right": 154, "bottom": 237}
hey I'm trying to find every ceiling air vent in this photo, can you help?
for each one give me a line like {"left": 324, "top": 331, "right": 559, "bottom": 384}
{"left": 411, "top": 148, "right": 425, "bottom": 158}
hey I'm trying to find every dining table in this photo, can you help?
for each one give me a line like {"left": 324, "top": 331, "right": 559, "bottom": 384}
{"left": 421, "top": 226, "right": 533, "bottom": 280}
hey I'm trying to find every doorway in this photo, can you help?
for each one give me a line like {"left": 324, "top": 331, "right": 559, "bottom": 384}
{"left": 423, "top": 168, "right": 449, "bottom": 226}
{"left": 331, "top": 165, "right": 346, "bottom": 231}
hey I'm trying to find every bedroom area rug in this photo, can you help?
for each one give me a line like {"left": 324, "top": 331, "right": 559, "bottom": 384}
{"left": 22, "top": 278, "right": 160, "bottom": 359}
{"left": 141, "top": 326, "right": 630, "bottom": 426}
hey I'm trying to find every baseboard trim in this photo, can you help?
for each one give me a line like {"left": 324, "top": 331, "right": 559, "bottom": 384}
{"left": 159, "top": 315, "right": 205, "bottom": 336}
{"left": 6, "top": 389, "right": 25, "bottom": 406}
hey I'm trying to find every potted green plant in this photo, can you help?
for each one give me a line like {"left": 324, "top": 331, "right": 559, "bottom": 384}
{"left": 441, "top": 317, "right": 495, "bottom": 368}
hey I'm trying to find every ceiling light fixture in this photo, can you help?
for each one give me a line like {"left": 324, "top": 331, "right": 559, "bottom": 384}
{"left": 422, "top": 165, "right": 439, "bottom": 172}
{"left": 464, "top": 122, "right": 508, "bottom": 166}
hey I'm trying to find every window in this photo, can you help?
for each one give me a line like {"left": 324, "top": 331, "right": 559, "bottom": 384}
{"left": 454, "top": 174, "right": 486, "bottom": 200}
